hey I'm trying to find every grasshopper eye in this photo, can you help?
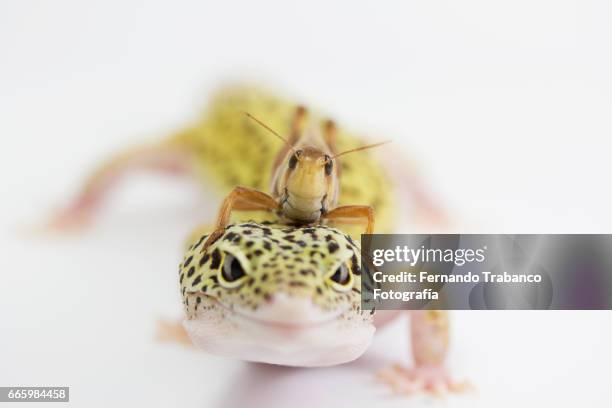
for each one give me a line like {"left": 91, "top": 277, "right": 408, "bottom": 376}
{"left": 288, "top": 150, "right": 302, "bottom": 170}
{"left": 328, "top": 263, "right": 353, "bottom": 292}
{"left": 219, "top": 254, "right": 247, "bottom": 288}
{"left": 324, "top": 155, "right": 333, "bottom": 176}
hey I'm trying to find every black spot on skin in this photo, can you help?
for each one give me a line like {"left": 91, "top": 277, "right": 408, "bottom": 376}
{"left": 296, "top": 240, "right": 307, "bottom": 247}
{"left": 254, "top": 249, "right": 264, "bottom": 257}
{"left": 187, "top": 267, "right": 196, "bottom": 278}
{"left": 263, "top": 241, "right": 272, "bottom": 251}
{"left": 246, "top": 241, "right": 255, "bottom": 248}
{"left": 254, "top": 287, "right": 261, "bottom": 295}
{"left": 316, "top": 287, "right": 323, "bottom": 295}
{"left": 192, "top": 276, "right": 202, "bottom": 286}
{"left": 183, "top": 256, "right": 193, "bottom": 268}
{"left": 210, "top": 249, "right": 222, "bottom": 269}
{"left": 180, "top": 274, "right": 184, "bottom": 284}
{"left": 223, "top": 232, "right": 238, "bottom": 242}
{"left": 284, "top": 235, "right": 295, "bottom": 242}
{"left": 327, "top": 242, "right": 340, "bottom": 253}
{"left": 289, "top": 281, "right": 306, "bottom": 287}
{"left": 200, "top": 254, "right": 210, "bottom": 267}
{"left": 303, "top": 228, "right": 315, "bottom": 234}
{"left": 197, "top": 296, "right": 202, "bottom": 303}
{"left": 280, "top": 245, "right": 292, "bottom": 251}
{"left": 325, "top": 234, "right": 333, "bottom": 242}
{"left": 193, "top": 235, "right": 207, "bottom": 249}
{"left": 261, "top": 273, "right": 268, "bottom": 282}
{"left": 243, "top": 230, "right": 252, "bottom": 235}
{"left": 300, "top": 269, "right": 315, "bottom": 277}
{"left": 262, "top": 228, "right": 272, "bottom": 236}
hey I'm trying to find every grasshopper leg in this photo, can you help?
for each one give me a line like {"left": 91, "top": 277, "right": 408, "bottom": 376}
{"left": 320, "top": 205, "right": 375, "bottom": 234}
{"left": 201, "top": 186, "right": 280, "bottom": 251}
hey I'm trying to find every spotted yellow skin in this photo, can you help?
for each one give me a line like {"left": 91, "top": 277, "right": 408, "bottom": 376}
{"left": 171, "top": 85, "right": 398, "bottom": 235}
{"left": 179, "top": 221, "right": 370, "bottom": 323}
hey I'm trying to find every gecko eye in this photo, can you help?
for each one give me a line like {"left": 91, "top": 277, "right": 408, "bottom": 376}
{"left": 220, "top": 253, "right": 247, "bottom": 288}
{"left": 324, "top": 155, "right": 333, "bottom": 176}
{"left": 328, "top": 263, "right": 353, "bottom": 292}
{"left": 288, "top": 150, "right": 302, "bottom": 170}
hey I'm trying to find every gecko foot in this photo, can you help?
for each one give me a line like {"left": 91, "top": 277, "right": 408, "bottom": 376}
{"left": 376, "top": 363, "right": 472, "bottom": 397}
{"left": 155, "top": 319, "right": 193, "bottom": 347}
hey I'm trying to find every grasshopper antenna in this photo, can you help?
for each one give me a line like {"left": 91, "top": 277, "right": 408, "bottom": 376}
{"left": 243, "top": 111, "right": 296, "bottom": 153}
{"left": 332, "top": 140, "right": 391, "bottom": 159}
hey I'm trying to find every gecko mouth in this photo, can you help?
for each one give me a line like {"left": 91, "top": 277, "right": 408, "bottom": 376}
{"left": 184, "top": 292, "right": 375, "bottom": 367}
{"left": 210, "top": 293, "right": 348, "bottom": 332}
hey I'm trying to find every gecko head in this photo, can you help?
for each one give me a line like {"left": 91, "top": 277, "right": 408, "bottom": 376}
{"left": 179, "top": 222, "right": 375, "bottom": 367}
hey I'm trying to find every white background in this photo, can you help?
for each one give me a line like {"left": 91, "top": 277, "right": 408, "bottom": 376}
{"left": 1, "top": 1, "right": 611, "bottom": 407}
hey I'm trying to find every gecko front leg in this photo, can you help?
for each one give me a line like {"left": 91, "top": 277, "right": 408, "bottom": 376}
{"left": 155, "top": 319, "right": 193, "bottom": 347}
{"left": 376, "top": 310, "right": 472, "bottom": 396}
